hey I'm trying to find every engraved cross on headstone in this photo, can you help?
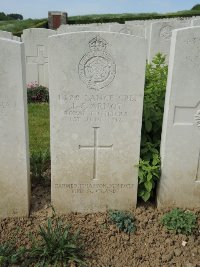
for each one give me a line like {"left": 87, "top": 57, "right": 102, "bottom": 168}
{"left": 26, "top": 45, "right": 48, "bottom": 85}
{"left": 174, "top": 103, "right": 200, "bottom": 182}
{"left": 79, "top": 127, "right": 113, "bottom": 181}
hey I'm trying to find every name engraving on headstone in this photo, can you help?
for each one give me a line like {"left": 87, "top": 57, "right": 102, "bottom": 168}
{"left": 58, "top": 94, "right": 135, "bottom": 123}
{"left": 55, "top": 183, "right": 134, "bottom": 194}
{"left": 0, "top": 99, "right": 9, "bottom": 114}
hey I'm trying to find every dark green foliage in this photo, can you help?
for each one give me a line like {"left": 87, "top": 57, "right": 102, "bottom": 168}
{"left": 0, "top": 241, "right": 25, "bottom": 266}
{"left": 108, "top": 210, "right": 136, "bottom": 234}
{"left": 26, "top": 218, "right": 85, "bottom": 266}
{"left": 0, "top": 12, "right": 14, "bottom": 21}
{"left": 191, "top": 4, "right": 200, "bottom": 11}
{"left": 138, "top": 54, "right": 168, "bottom": 202}
{"left": 30, "top": 150, "right": 50, "bottom": 182}
{"left": 27, "top": 83, "right": 49, "bottom": 103}
{"left": 142, "top": 53, "right": 168, "bottom": 144}
{"left": 68, "top": 11, "right": 200, "bottom": 25}
{"left": 7, "top": 13, "right": 23, "bottom": 20}
{"left": 161, "top": 209, "right": 197, "bottom": 235}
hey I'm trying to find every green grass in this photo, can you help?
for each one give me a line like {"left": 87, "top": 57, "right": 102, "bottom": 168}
{"left": 0, "top": 19, "right": 47, "bottom": 35}
{"left": 28, "top": 103, "right": 50, "bottom": 155}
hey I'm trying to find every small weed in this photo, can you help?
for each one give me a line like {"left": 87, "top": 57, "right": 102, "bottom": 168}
{"left": 0, "top": 241, "right": 25, "bottom": 266}
{"left": 26, "top": 217, "right": 85, "bottom": 266}
{"left": 30, "top": 149, "right": 50, "bottom": 183}
{"left": 108, "top": 210, "right": 136, "bottom": 234}
{"left": 138, "top": 151, "right": 160, "bottom": 202}
{"left": 161, "top": 208, "right": 197, "bottom": 235}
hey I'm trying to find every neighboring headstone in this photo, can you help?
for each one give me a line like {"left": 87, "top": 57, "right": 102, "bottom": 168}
{"left": 22, "top": 28, "right": 56, "bottom": 87}
{"left": 49, "top": 32, "right": 146, "bottom": 213}
{"left": 157, "top": 27, "right": 200, "bottom": 208}
{"left": 110, "top": 24, "right": 145, "bottom": 37}
{"left": 191, "top": 18, "right": 200, "bottom": 26}
{"left": 48, "top": 11, "right": 68, "bottom": 29}
{"left": 148, "top": 20, "right": 190, "bottom": 63}
{"left": 0, "top": 38, "right": 30, "bottom": 218}
{"left": 57, "top": 24, "right": 110, "bottom": 34}
{"left": 13, "top": 35, "right": 21, "bottom": 42}
{"left": 0, "top": 30, "right": 13, "bottom": 39}
{"left": 125, "top": 20, "right": 146, "bottom": 26}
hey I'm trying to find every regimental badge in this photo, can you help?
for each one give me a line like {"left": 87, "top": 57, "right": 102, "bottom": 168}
{"left": 78, "top": 36, "right": 116, "bottom": 90}
{"left": 160, "top": 25, "right": 174, "bottom": 40}
{"left": 119, "top": 27, "right": 132, "bottom": 35}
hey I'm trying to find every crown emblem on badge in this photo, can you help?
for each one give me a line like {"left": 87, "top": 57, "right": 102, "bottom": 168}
{"left": 89, "top": 36, "right": 108, "bottom": 51}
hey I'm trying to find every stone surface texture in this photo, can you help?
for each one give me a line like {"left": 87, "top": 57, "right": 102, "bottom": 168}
{"left": 110, "top": 24, "right": 145, "bottom": 37}
{"left": 0, "top": 30, "right": 13, "bottom": 39}
{"left": 191, "top": 18, "right": 200, "bottom": 26}
{"left": 57, "top": 24, "right": 110, "bottom": 33}
{"left": 157, "top": 27, "right": 200, "bottom": 208}
{"left": 0, "top": 38, "right": 30, "bottom": 217}
{"left": 13, "top": 35, "right": 21, "bottom": 41}
{"left": 49, "top": 32, "right": 146, "bottom": 213}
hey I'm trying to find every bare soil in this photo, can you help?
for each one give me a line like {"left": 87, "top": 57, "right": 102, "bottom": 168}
{"left": 0, "top": 182, "right": 200, "bottom": 267}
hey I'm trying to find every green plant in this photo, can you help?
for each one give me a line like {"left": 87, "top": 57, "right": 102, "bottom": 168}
{"left": 138, "top": 151, "right": 160, "bottom": 202}
{"left": 161, "top": 208, "right": 198, "bottom": 235}
{"left": 0, "top": 241, "right": 25, "bottom": 266}
{"left": 143, "top": 53, "right": 168, "bottom": 144}
{"left": 108, "top": 210, "right": 136, "bottom": 234}
{"left": 27, "top": 82, "right": 49, "bottom": 103}
{"left": 26, "top": 218, "right": 85, "bottom": 266}
{"left": 30, "top": 149, "right": 50, "bottom": 182}
{"left": 138, "top": 53, "right": 168, "bottom": 201}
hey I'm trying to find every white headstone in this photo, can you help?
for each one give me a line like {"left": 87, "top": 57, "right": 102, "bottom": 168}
{"left": 148, "top": 20, "right": 191, "bottom": 63}
{"left": 191, "top": 18, "right": 200, "bottom": 26}
{"left": 13, "top": 35, "right": 21, "bottom": 42}
{"left": 125, "top": 20, "right": 145, "bottom": 26}
{"left": 157, "top": 27, "right": 200, "bottom": 208}
{"left": 49, "top": 32, "right": 146, "bottom": 213}
{"left": 0, "top": 38, "right": 30, "bottom": 217}
{"left": 57, "top": 24, "right": 110, "bottom": 34}
{"left": 110, "top": 24, "right": 145, "bottom": 37}
{"left": 0, "top": 30, "right": 13, "bottom": 39}
{"left": 22, "top": 28, "right": 56, "bottom": 87}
